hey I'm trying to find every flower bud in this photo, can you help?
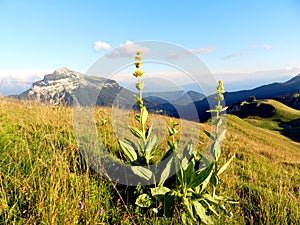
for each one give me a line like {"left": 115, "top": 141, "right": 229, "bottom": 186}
{"left": 133, "top": 69, "right": 144, "bottom": 78}
{"left": 217, "top": 80, "right": 225, "bottom": 93}
{"left": 136, "top": 80, "right": 144, "bottom": 90}
{"left": 135, "top": 61, "right": 142, "bottom": 68}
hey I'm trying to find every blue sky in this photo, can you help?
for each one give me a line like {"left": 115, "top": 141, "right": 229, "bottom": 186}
{"left": 0, "top": 0, "right": 300, "bottom": 94}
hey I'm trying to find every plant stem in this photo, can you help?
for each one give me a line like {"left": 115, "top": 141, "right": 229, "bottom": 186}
{"left": 139, "top": 77, "right": 142, "bottom": 101}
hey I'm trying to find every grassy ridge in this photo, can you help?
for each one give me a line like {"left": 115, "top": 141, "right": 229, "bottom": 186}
{"left": 242, "top": 99, "right": 300, "bottom": 142}
{"left": 0, "top": 98, "right": 299, "bottom": 224}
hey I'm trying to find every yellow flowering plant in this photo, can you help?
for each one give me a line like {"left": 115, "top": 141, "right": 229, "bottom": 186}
{"left": 118, "top": 52, "right": 237, "bottom": 224}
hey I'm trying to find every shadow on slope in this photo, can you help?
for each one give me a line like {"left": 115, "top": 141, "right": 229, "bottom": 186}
{"left": 232, "top": 100, "right": 300, "bottom": 143}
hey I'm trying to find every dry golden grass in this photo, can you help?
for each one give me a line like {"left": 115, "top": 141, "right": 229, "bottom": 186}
{"left": 0, "top": 97, "right": 299, "bottom": 224}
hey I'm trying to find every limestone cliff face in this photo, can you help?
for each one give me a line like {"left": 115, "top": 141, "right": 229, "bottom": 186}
{"left": 18, "top": 67, "right": 132, "bottom": 107}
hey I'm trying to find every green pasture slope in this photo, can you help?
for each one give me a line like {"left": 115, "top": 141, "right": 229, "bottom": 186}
{"left": 0, "top": 98, "right": 299, "bottom": 224}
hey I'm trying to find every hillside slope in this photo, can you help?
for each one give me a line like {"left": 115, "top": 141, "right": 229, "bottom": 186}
{"left": 232, "top": 99, "right": 300, "bottom": 142}
{"left": 276, "top": 92, "right": 300, "bottom": 110}
{"left": 0, "top": 97, "right": 299, "bottom": 224}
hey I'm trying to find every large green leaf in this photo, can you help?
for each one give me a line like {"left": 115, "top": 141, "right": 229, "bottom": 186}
{"left": 161, "top": 145, "right": 175, "bottom": 161}
{"left": 183, "top": 197, "right": 195, "bottom": 221}
{"left": 132, "top": 166, "right": 153, "bottom": 181}
{"left": 214, "top": 195, "right": 239, "bottom": 204}
{"left": 211, "top": 141, "right": 221, "bottom": 160}
{"left": 203, "top": 199, "right": 219, "bottom": 216}
{"left": 133, "top": 94, "right": 143, "bottom": 107}
{"left": 193, "top": 201, "right": 213, "bottom": 224}
{"left": 213, "top": 117, "right": 222, "bottom": 127}
{"left": 198, "top": 155, "right": 211, "bottom": 171}
{"left": 210, "top": 172, "right": 219, "bottom": 187}
{"left": 189, "top": 162, "right": 214, "bottom": 189}
{"left": 119, "top": 140, "right": 137, "bottom": 162}
{"left": 135, "top": 114, "right": 141, "bottom": 123}
{"left": 220, "top": 106, "right": 228, "bottom": 112}
{"left": 140, "top": 106, "right": 148, "bottom": 125}
{"left": 128, "top": 126, "right": 144, "bottom": 139}
{"left": 183, "top": 158, "right": 195, "bottom": 184}
{"left": 216, "top": 129, "right": 226, "bottom": 142}
{"left": 217, "top": 154, "right": 235, "bottom": 176}
{"left": 158, "top": 156, "right": 174, "bottom": 186}
{"left": 206, "top": 109, "right": 218, "bottom": 113}
{"left": 145, "top": 124, "right": 152, "bottom": 139}
{"left": 175, "top": 154, "right": 184, "bottom": 185}
{"left": 150, "top": 186, "right": 171, "bottom": 197}
{"left": 182, "top": 141, "right": 193, "bottom": 160}
{"left": 144, "top": 135, "right": 157, "bottom": 161}
{"left": 203, "top": 130, "right": 215, "bottom": 141}
{"left": 203, "top": 193, "right": 218, "bottom": 204}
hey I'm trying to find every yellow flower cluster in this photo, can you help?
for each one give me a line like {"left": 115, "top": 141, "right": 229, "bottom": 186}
{"left": 215, "top": 80, "right": 225, "bottom": 102}
{"left": 133, "top": 51, "right": 144, "bottom": 78}
{"left": 217, "top": 80, "right": 225, "bottom": 93}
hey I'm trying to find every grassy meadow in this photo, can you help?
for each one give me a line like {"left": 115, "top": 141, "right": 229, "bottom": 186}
{"left": 0, "top": 97, "right": 300, "bottom": 224}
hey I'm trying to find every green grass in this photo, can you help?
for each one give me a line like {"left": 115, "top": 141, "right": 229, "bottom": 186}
{"left": 0, "top": 98, "right": 300, "bottom": 224}
{"left": 243, "top": 99, "right": 300, "bottom": 143}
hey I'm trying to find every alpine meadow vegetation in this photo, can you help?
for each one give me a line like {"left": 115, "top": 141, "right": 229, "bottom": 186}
{"left": 0, "top": 52, "right": 299, "bottom": 224}
{"left": 118, "top": 52, "right": 237, "bottom": 224}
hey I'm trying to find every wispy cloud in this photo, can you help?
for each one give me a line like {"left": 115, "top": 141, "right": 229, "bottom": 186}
{"left": 0, "top": 68, "right": 53, "bottom": 95}
{"left": 252, "top": 44, "right": 272, "bottom": 50}
{"left": 93, "top": 41, "right": 112, "bottom": 52}
{"left": 213, "top": 66, "right": 300, "bottom": 90}
{"left": 220, "top": 43, "right": 272, "bottom": 61}
{"left": 106, "top": 40, "right": 150, "bottom": 58}
{"left": 190, "top": 46, "right": 216, "bottom": 55}
{"left": 166, "top": 46, "right": 216, "bottom": 59}
{"left": 220, "top": 52, "right": 243, "bottom": 60}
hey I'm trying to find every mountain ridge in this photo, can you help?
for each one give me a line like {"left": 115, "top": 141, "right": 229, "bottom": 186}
{"left": 14, "top": 68, "right": 300, "bottom": 122}
{"left": 16, "top": 67, "right": 133, "bottom": 107}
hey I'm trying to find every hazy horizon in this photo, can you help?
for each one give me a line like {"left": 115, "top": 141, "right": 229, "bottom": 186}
{"left": 0, "top": 67, "right": 298, "bottom": 96}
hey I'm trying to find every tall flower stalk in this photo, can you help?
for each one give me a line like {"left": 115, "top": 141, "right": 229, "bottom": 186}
{"left": 133, "top": 51, "right": 147, "bottom": 143}
{"left": 118, "top": 51, "right": 157, "bottom": 167}
{"left": 206, "top": 80, "right": 230, "bottom": 198}
{"left": 118, "top": 52, "right": 236, "bottom": 224}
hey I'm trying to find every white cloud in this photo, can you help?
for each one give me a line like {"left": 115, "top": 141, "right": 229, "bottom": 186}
{"left": 190, "top": 46, "right": 216, "bottom": 55}
{"left": 166, "top": 46, "right": 216, "bottom": 59}
{"left": 93, "top": 41, "right": 112, "bottom": 52}
{"left": 106, "top": 40, "right": 150, "bottom": 58}
{"left": 252, "top": 44, "right": 272, "bottom": 50}
{"left": 220, "top": 52, "right": 243, "bottom": 60}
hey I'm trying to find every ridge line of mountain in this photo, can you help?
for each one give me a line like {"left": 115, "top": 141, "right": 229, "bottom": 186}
{"left": 11, "top": 68, "right": 300, "bottom": 122}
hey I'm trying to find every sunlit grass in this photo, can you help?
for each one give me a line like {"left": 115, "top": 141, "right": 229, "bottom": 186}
{"left": 0, "top": 97, "right": 299, "bottom": 224}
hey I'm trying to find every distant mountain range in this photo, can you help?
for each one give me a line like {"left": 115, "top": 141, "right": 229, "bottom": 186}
{"left": 13, "top": 67, "right": 300, "bottom": 122}
{"left": 193, "top": 74, "right": 300, "bottom": 121}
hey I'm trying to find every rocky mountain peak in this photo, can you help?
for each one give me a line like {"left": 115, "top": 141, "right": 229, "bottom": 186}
{"left": 17, "top": 68, "right": 133, "bottom": 107}
{"left": 18, "top": 67, "right": 82, "bottom": 105}
{"left": 53, "top": 67, "right": 81, "bottom": 77}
